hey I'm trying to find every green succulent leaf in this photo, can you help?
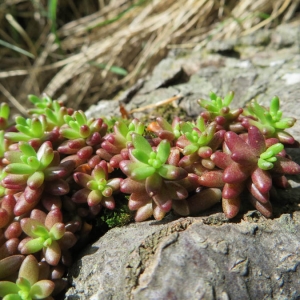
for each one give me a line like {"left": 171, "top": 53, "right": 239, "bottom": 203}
{"left": 131, "top": 165, "right": 155, "bottom": 181}
{"left": 131, "top": 149, "right": 150, "bottom": 164}
{"left": 0, "top": 282, "right": 20, "bottom": 297}
{"left": 132, "top": 134, "right": 152, "bottom": 155}
{"left": 22, "top": 237, "right": 45, "bottom": 254}
{"left": 156, "top": 140, "right": 170, "bottom": 164}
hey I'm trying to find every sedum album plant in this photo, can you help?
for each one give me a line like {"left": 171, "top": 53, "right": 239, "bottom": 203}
{"left": 0, "top": 91, "right": 299, "bottom": 298}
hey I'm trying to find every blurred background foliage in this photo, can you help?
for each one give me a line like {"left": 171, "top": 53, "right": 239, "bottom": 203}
{"left": 0, "top": 0, "right": 299, "bottom": 116}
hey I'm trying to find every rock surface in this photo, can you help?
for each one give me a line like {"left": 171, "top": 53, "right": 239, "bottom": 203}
{"left": 66, "top": 24, "right": 300, "bottom": 300}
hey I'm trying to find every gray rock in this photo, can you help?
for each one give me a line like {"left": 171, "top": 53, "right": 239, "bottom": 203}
{"left": 68, "top": 23, "right": 300, "bottom": 300}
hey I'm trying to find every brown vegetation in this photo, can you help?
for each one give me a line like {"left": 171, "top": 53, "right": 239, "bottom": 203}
{"left": 0, "top": 0, "right": 299, "bottom": 115}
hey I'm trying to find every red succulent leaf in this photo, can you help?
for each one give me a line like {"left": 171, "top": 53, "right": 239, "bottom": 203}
{"left": 24, "top": 184, "right": 44, "bottom": 203}
{"left": 43, "top": 240, "right": 61, "bottom": 266}
{"left": 30, "top": 209, "right": 47, "bottom": 224}
{"left": 222, "top": 182, "right": 245, "bottom": 199}
{"left": 120, "top": 178, "right": 146, "bottom": 194}
{"left": 225, "top": 131, "right": 257, "bottom": 164}
{"left": 247, "top": 181, "right": 269, "bottom": 204}
{"left": 210, "top": 151, "right": 233, "bottom": 169}
{"left": 251, "top": 167, "right": 272, "bottom": 194}
{"left": 248, "top": 196, "right": 272, "bottom": 218}
{"left": 223, "top": 162, "right": 251, "bottom": 183}
{"left": 14, "top": 192, "right": 39, "bottom": 216}
{"left": 247, "top": 125, "right": 266, "bottom": 155}
{"left": 198, "top": 170, "right": 224, "bottom": 188}
{"left": 222, "top": 197, "right": 241, "bottom": 219}
{"left": 152, "top": 192, "right": 172, "bottom": 212}
{"left": 44, "top": 179, "right": 70, "bottom": 195}
{"left": 134, "top": 203, "right": 153, "bottom": 222}
{"left": 272, "top": 156, "right": 300, "bottom": 175}
{"left": 45, "top": 208, "right": 63, "bottom": 230}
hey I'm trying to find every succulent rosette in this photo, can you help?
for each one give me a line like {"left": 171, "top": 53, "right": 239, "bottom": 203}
{"left": 147, "top": 116, "right": 181, "bottom": 142}
{"left": 198, "top": 91, "right": 243, "bottom": 131}
{"left": 208, "top": 126, "right": 300, "bottom": 218}
{"left": 73, "top": 161, "right": 122, "bottom": 209}
{"left": 19, "top": 208, "right": 76, "bottom": 266}
{"left": 120, "top": 133, "right": 188, "bottom": 220}
{"left": 242, "top": 96, "right": 297, "bottom": 145}
{"left": 0, "top": 255, "right": 54, "bottom": 300}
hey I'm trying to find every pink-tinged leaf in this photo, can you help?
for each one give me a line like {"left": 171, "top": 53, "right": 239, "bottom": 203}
{"left": 0, "top": 209, "right": 9, "bottom": 229}
{"left": 102, "top": 195, "right": 115, "bottom": 210}
{"left": 248, "top": 195, "right": 272, "bottom": 218}
{"left": 158, "top": 165, "right": 187, "bottom": 180}
{"left": 225, "top": 131, "right": 257, "bottom": 164}
{"left": 152, "top": 193, "right": 172, "bottom": 212}
{"left": 223, "top": 163, "right": 251, "bottom": 183}
{"left": 87, "top": 190, "right": 102, "bottom": 206}
{"left": 2, "top": 173, "right": 28, "bottom": 186}
{"left": 222, "top": 197, "right": 240, "bottom": 219}
{"left": 73, "top": 172, "right": 92, "bottom": 188}
{"left": 145, "top": 173, "right": 162, "bottom": 197}
{"left": 1, "top": 195, "right": 16, "bottom": 216}
{"left": 44, "top": 209, "right": 63, "bottom": 230}
{"left": 43, "top": 240, "right": 61, "bottom": 266}
{"left": 0, "top": 238, "right": 19, "bottom": 260}
{"left": 208, "top": 130, "right": 225, "bottom": 151}
{"left": 30, "top": 209, "right": 47, "bottom": 224}
{"left": 247, "top": 125, "right": 266, "bottom": 155}
{"left": 272, "top": 157, "right": 300, "bottom": 175}
{"left": 24, "top": 184, "right": 44, "bottom": 203}
{"left": 276, "top": 131, "right": 295, "bottom": 144}
{"left": 30, "top": 279, "right": 55, "bottom": 298}
{"left": 57, "top": 232, "right": 77, "bottom": 250}
{"left": 18, "top": 255, "right": 39, "bottom": 285}
{"left": 135, "top": 203, "right": 153, "bottom": 222}
{"left": 251, "top": 167, "right": 272, "bottom": 194}
{"left": 77, "top": 146, "right": 93, "bottom": 160}
{"left": 5, "top": 222, "right": 22, "bottom": 240}
{"left": 129, "top": 193, "right": 151, "bottom": 210}
{"left": 153, "top": 205, "right": 167, "bottom": 221}
{"left": 247, "top": 181, "right": 269, "bottom": 204}
{"left": 20, "top": 218, "right": 44, "bottom": 238}
{"left": 120, "top": 178, "right": 145, "bottom": 194}
{"left": 14, "top": 193, "right": 39, "bottom": 216}
{"left": 222, "top": 182, "right": 245, "bottom": 199}
{"left": 210, "top": 151, "right": 233, "bottom": 169}
{"left": 41, "top": 194, "right": 62, "bottom": 211}
{"left": 0, "top": 255, "right": 24, "bottom": 279}
{"left": 198, "top": 170, "right": 224, "bottom": 188}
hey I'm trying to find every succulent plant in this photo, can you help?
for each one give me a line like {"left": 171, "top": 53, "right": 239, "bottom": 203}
{"left": 0, "top": 91, "right": 299, "bottom": 299}
{"left": 0, "top": 255, "right": 54, "bottom": 300}
{"left": 242, "top": 96, "right": 297, "bottom": 144}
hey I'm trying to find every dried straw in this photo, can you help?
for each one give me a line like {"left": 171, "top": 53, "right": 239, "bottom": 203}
{"left": 0, "top": 0, "right": 299, "bottom": 113}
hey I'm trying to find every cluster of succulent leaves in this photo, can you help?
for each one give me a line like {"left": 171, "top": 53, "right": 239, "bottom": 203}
{"left": 0, "top": 92, "right": 299, "bottom": 299}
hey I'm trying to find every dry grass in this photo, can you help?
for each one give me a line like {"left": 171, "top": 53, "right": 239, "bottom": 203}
{"left": 0, "top": 0, "right": 299, "bottom": 115}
